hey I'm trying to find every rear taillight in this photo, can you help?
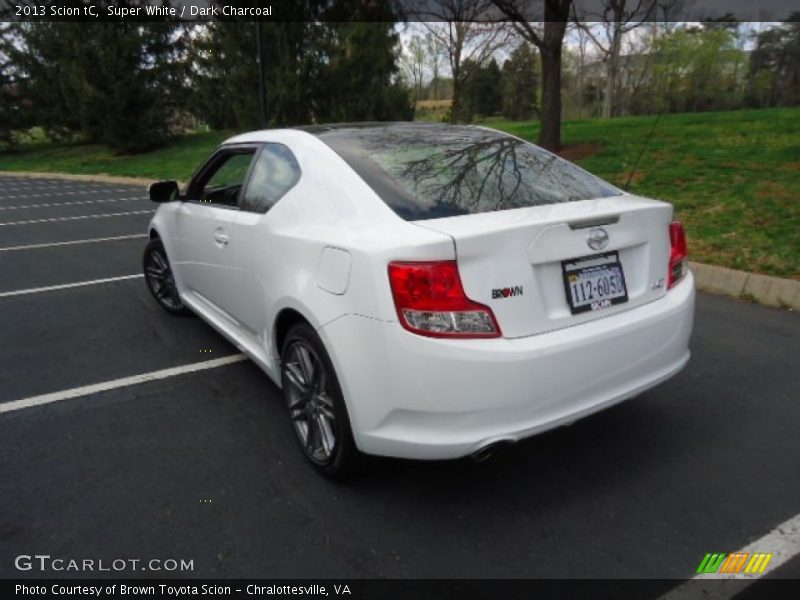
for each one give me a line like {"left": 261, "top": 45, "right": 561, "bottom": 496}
{"left": 668, "top": 220, "right": 688, "bottom": 289}
{"left": 388, "top": 261, "right": 501, "bottom": 338}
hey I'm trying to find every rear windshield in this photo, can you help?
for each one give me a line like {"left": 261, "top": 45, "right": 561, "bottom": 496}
{"left": 316, "top": 124, "right": 621, "bottom": 221}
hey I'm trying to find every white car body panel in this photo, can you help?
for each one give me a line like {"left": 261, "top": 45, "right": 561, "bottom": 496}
{"left": 416, "top": 195, "right": 673, "bottom": 338}
{"left": 316, "top": 247, "right": 352, "bottom": 295}
{"left": 148, "top": 126, "right": 695, "bottom": 460}
{"left": 321, "top": 273, "right": 693, "bottom": 459}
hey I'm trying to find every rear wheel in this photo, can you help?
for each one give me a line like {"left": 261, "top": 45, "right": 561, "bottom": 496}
{"left": 143, "top": 239, "right": 190, "bottom": 315}
{"left": 280, "top": 323, "right": 362, "bottom": 478}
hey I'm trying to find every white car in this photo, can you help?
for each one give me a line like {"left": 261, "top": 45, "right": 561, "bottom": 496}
{"left": 144, "top": 123, "right": 695, "bottom": 477}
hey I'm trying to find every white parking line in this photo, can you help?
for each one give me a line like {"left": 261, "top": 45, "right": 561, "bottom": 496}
{"left": 1, "top": 188, "right": 138, "bottom": 199}
{"left": 658, "top": 512, "right": 800, "bottom": 599}
{"left": 0, "top": 354, "right": 248, "bottom": 415}
{"left": 0, "top": 234, "right": 148, "bottom": 252}
{"left": 0, "top": 274, "right": 143, "bottom": 298}
{"left": 0, "top": 209, "right": 154, "bottom": 226}
{"left": 0, "top": 196, "right": 147, "bottom": 210}
{"left": 0, "top": 185, "right": 105, "bottom": 191}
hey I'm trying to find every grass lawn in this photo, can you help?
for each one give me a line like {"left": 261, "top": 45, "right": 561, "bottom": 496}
{"left": 0, "top": 130, "right": 232, "bottom": 182}
{"left": 1, "top": 107, "right": 798, "bottom": 278}
{"left": 491, "top": 107, "right": 800, "bottom": 280}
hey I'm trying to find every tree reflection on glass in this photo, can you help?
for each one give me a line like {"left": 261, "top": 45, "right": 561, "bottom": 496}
{"left": 321, "top": 124, "right": 621, "bottom": 221}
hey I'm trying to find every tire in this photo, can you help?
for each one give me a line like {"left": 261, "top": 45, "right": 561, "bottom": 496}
{"left": 280, "top": 322, "right": 364, "bottom": 478}
{"left": 142, "top": 239, "right": 190, "bottom": 316}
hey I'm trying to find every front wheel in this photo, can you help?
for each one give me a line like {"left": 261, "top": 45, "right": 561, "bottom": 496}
{"left": 143, "top": 239, "right": 190, "bottom": 315}
{"left": 280, "top": 323, "right": 363, "bottom": 478}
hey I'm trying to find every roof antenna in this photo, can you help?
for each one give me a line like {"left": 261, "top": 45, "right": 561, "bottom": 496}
{"left": 623, "top": 110, "right": 662, "bottom": 191}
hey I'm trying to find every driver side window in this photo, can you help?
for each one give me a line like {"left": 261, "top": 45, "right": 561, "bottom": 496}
{"left": 196, "top": 151, "right": 255, "bottom": 207}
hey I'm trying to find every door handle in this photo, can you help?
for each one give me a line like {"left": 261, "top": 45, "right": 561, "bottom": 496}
{"left": 213, "top": 231, "right": 229, "bottom": 247}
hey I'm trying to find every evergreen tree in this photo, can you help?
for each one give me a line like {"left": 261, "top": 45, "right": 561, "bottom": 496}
{"left": 460, "top": 58, "right": 503, "bottom": 121}
{"left": 192, "top": 0, "right": 412, "bottom": 129}
{"left": 501, "top": 43, "right": 539, "bottom": 121}
{"left": 192, "top": 0, "right": 324, "bottom": 130}
{"left": 746, "top": 16, "right": 800, "bottom": 108}
{"left": 317, "top": 20, "right": 412, "bottom": 122}
{"left": 4, "top": 0, "right": 412, "bottom": 147}
{"left": 475, "top": 58, "right": 503, "bottom": 117}
{"left": 7, "top": 15, "right": 188, "bottom": 153}
{"left": 0, "top": 23, "right": 29, "bottom": 149}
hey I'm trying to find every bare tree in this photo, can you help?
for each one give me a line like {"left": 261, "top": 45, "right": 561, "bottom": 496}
{"left": 492, "top": 0, "right": 573, "bottom": 151}
{"left": 417, "top": 1, "right": 510, "bottom": 123}
{"left": 424, "top": 31, "right": 447, "bottom": 101}
{"left": 654, "top": 0, "right": 693, "bottom": 35}
{"left": 573, "top": 1, "right": 658, "bottom": 119}
{"left": 400, "top": 33, "right": 427, "bottom": 103}
{"left": 569, "top": 20, "right": 595, "bottom": 116}
{"left": 618, "top": 22, "right": 654, "bottom": 114}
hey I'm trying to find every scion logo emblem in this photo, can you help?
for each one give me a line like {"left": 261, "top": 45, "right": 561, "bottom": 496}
{"left": 586, "top": 227, "right": 610, "bottom": 251}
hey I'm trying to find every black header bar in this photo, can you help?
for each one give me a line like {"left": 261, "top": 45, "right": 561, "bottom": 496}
{"left": 1, "top": 0, "right": 799, "bottom": 23}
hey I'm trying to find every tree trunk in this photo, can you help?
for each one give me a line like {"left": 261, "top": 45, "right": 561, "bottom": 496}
{"left": 449, "top": 27, "right": 463, "bottom": 124}
{"left": 450, "top": 73, "right": 461, "bottom": 124}
{"left": 602, "top": 61, "right": 613, "bottom": 118}
{"left": 603, "top": 18, "right": 623, "bottom": 119}
{"left": 492, "top": 0, "right": 571, "bottom": 149}
{"left": 538, "top": 19, "right": 567, "bottom": 151}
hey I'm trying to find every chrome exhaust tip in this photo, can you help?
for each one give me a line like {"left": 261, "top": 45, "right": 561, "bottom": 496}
{"left": 470, "top": 441, "right": 513, "bottom": 463}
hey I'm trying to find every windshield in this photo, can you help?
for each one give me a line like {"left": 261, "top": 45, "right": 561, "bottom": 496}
{"left": 315, "top": 124, "right": 621, "bottom": 221}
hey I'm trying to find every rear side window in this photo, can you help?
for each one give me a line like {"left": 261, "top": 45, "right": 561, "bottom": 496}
{"left": 241, "top": 143, "right": 301, "bottom": 214}
{"left": 316, "top": 124, "right": 620, "bottom": 221}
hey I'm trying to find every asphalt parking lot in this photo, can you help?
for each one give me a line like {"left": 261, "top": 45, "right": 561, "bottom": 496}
{"left": 0, "top": 175, "right": 798, "bottom": 589}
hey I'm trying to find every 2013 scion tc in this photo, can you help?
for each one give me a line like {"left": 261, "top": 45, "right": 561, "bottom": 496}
{"left": 143, "top": 123, "right": 695, "bottom": 477}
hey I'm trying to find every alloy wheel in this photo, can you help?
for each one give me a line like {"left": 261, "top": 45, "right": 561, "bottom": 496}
{"left": 145, "top": 247, "right": 183, "bottom": 311}
{"left": 282, "top": 340, "right": 338, "bottom": 463}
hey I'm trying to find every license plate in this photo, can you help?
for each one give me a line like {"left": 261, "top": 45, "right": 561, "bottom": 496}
{"left": 562, "top": 251, "right": 628, "bottom": 315}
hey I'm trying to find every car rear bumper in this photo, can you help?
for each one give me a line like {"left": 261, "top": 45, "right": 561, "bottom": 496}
{"left": 320, "top": 272, "right": 695, "bottom": 460}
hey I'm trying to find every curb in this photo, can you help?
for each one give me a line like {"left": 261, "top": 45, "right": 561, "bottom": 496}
{"left": 0, "top": 170, "right": 165, "bottom": 187}
{"left": 690, "top": 262, "right": 799, "bottom": 311}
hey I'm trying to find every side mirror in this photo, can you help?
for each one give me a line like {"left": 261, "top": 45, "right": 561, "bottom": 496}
{"left": 149, "top": 180, "right": 180, "bottom": 203}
